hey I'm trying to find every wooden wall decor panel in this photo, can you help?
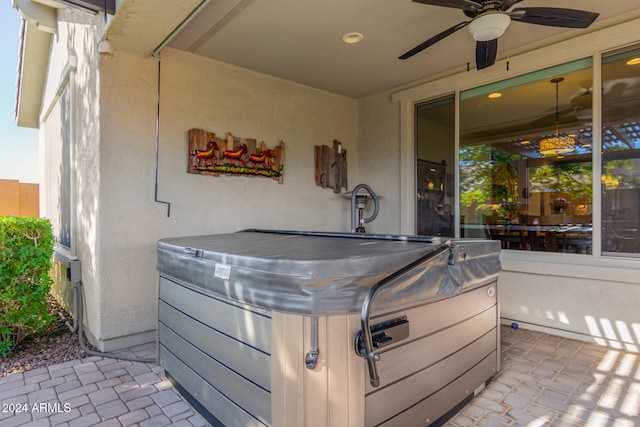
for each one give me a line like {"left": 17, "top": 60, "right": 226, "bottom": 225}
{"left": 188, "top": 128, "right": 285, "bottom": 183}
{"left": 314, "top": 139, "right": 347, "bottom": 193}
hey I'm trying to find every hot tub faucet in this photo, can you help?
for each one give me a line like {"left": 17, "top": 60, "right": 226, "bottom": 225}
{"left": 351, "top": 183, "right": 379, "bottom": 233}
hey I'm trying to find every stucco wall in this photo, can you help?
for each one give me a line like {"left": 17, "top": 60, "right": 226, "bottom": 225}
{"left": 356, "top": 91, "right": 402, "bottom": 234}
{"left": 92, "top": 48, "right": 358, "bottom": 348}
{"left": 497, "top": 252, "right": 640, "bottom": 351}
{"left": 499, "top": 270, "right": 640, "bottom": 350}
{"left": 43, "top": 11, "right": 361, "bottom": 350}
{"left": 40, "top": 9, "right": 127, "bottom": 350}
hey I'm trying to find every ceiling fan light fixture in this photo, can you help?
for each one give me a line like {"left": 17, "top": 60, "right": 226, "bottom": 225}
{"left": 468, "top": 12, "right": 511, "bottom": 42}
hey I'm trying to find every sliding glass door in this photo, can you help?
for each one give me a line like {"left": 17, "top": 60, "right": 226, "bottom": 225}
{"left": 415, "top": 96, "right": 455, "bottom": 237}
{"left": 601, "top": 47, "right": 640, "bottom": 257}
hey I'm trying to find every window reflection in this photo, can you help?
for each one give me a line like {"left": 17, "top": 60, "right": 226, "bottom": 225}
{"left": 601, "top": 48, "right": 640, "bottom": 257}
{"left": 459, "top": 61, "right": 593, "bottom": 253}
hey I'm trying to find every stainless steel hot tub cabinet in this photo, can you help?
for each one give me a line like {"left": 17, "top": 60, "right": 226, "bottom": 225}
{"left": 156, "top": 230, "right": 502, "bottom": 427}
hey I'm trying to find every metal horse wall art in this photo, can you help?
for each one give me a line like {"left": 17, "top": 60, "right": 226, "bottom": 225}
{"left": 188, "top": 128, "right": 285, "bottom": 183}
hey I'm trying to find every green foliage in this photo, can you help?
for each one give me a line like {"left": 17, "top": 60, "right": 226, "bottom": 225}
{"left": 529, "top": 162, "right": 593, "bottom": 202}
{"left": 461, "top": 144, "right": 594, "bottom": 212}
{"left": 604, "top": 159, "right": 640, "bottom": 189}
{"left": 0, "top": 216, "right": 54, "bottom": 357}
{"left": 460, "top": 146, "right": 522, "bottom": 206}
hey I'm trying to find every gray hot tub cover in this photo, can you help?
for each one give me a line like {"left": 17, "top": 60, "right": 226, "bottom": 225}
{"left": 156, "top": 230, "right": 501, "bottom": 315}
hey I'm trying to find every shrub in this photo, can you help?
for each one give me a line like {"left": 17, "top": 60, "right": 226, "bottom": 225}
{"left": 0, "top": 216, "right": 54, "bottom": 357}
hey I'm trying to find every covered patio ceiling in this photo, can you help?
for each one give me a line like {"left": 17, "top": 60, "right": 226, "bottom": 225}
{"left": 12, "top": 0, "right": 640, "bottom": 133}
{"left": 105, "top": 0, "right": 640, "bottom": 98}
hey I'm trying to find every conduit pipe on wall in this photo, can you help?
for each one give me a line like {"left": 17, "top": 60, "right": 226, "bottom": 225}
{"left": 58, "top": 256, "right": 155, "bottom": 363}
{"left": 154, "top": 58, "right": 171, "bottom": 217}
{"left": 67, "top": 279, "right": 156, "bottom": 364}
{"left": 63, "top": 282, "right": 79, "bottom": 332}
{"left": 150, "top": 0, "right": 215, "bottom": 217}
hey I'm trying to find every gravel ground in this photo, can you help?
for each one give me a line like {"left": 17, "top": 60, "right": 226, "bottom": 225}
{"left": 0, "top": 296, "right": 90, "bottom": 377}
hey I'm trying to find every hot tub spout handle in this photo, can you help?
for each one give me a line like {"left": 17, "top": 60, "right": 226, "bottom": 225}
{"left": 365, "top": 351, "right": 381, "bottom": 387}
{"left": 356, "top": 242, "right": 451, "bottom": 388}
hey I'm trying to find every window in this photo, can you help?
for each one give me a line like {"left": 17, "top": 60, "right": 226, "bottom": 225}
{"left": 459, "top": 59, "right": 594, "bottom": 253}
{"left": 415, "top": 96, "right": 456, "bottom": 237}
{"left": 43, "top": 84, "right": 72, "bottom": 249}
{"left": 405, "top": 41, "right": 640, "bottom": 258}
{"left": 601, "top": 47, "right": 640, "bottom": 257}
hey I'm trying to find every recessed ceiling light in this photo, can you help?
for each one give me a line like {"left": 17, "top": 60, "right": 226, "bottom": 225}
{"left": 342, "top": 32, "right": 364, "bottom": 44}
{"left": 626, "top": 58, "right": 640, "bottom": 66}
{"left": 488, "top": 92, "right": 502, "bottom": 99}
{"left": 520, "top": 140, "right": 530, "bottom": 145}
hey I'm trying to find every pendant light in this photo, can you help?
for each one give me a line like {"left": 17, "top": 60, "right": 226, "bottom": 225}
{"left": 539, "top": 77, "right": 575, "bottom": 156}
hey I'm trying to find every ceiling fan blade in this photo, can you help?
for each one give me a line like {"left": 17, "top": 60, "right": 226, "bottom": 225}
{"left": 399, "top": 21, "right": 470, "bottom": 60}
{"left": 500, "top": 0, "right": 524, "bottom": 11}
{"left": 527, "top": 108, "right": 577, "bottom": 129}
{"left": 510, "top": 7, "right": 599, "bottom": 28}
{"left": 476, "top": 39, "right": 497, "bottom": 70}
{"left": 412, "top": 0, "right": 482, "bottom": 10}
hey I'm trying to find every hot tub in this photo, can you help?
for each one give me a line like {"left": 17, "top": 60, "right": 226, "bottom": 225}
{"left": 156, "top": 230, "right": 501, "bottom": 427}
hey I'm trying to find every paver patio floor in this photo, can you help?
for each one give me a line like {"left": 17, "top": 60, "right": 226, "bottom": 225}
{"left": 1, "top": 326, "right": 638, "bottom": 426}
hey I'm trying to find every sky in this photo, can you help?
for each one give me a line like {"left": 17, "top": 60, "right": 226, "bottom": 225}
{"left": 0, "top": 2, "right": 39, "bottom": 183}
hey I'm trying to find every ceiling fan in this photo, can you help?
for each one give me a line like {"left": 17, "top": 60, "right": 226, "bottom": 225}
{"left": 399, "top": 0, "right": 599, "bottom": 70}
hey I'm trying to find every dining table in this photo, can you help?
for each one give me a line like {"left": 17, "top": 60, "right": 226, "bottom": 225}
{"left": 488, "top": 223, "right": 593, "bottom": 253}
